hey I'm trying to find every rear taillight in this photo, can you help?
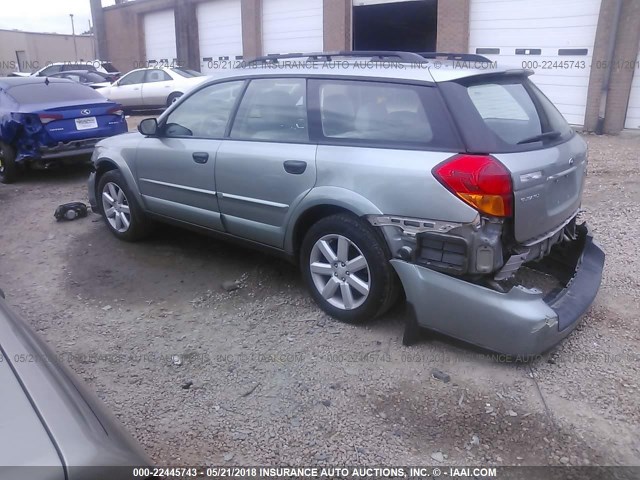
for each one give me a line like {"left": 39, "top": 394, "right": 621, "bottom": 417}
{"left": 433, "top": 154, "right": 513, "bottom": 217}
{"left": 38, "top": 113, "right": 63, "bottom": 124}
{"left": 107, "top": 107, "right": 124, "bottom": 116}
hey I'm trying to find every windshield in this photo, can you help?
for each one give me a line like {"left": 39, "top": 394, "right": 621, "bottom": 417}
{"left": 171, "top": 68, "right": 203, "bottom": 78}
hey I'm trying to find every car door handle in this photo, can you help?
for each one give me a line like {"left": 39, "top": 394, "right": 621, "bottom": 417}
{"left": 193, "top": 152, "right": 209, "bottom": 164}
{"left": 283, "top": 160, "right": 307, "bottom": 175}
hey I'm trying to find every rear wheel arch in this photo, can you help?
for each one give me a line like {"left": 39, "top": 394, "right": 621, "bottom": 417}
{"left": 291, "top": 205, "right": 354, "bottom": 260}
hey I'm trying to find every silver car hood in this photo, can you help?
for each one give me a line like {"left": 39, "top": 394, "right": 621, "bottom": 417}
{"left": 0, "top": 357, "right": 64, "bottom": 476}
{"left": 0, "top": 297, "right": 151, "bottom": 478}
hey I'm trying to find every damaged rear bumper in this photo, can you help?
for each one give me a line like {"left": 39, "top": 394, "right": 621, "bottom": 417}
{"left": 391, "top": 227, "right": 605, "bottom": 356}
{"left": 17, "top": 138, "right": 101, "bottom": 162}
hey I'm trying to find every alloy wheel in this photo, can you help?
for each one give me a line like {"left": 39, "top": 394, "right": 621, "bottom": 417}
{"left": 309, "top": 234, "right": 371, "bottom": 310}
{"left": 102, "top": 182, "right": 131, "bottom": 233}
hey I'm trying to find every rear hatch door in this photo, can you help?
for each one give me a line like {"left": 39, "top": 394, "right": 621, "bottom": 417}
{"left": 440, "top": 73, "right": 587, "bottom": 244}
{"left": 495, "top": 134, "right": 586, "bottom": 243}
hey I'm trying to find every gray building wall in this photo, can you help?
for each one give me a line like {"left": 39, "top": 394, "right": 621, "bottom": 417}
{"left": 0, "top": 29, "right": 95, "bottom": 76}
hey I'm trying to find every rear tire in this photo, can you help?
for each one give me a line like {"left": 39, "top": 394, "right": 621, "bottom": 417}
{"left": 0, "top": 142, "right": 18, "bottom": 184}
{"left": 97, "top": 170, "right": 151, "bottom": 242}
{"left": 300, "top": 213, "right": 399, "bottom": 324}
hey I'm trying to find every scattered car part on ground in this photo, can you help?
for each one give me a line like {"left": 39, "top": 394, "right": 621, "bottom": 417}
{"left": 0, "top": 294, "right": 152, "bottom": 479}
{"left": 96, "top": 67, "right": 206, "bottom": 110}
{"left": 87, "top": 51, "right": 604, "bottom": 355}
{"left": 0, "top": 76, "right": 127, "bottom": 183}
{"left": 54, "top": 202, "right": 88, "bottom": 221}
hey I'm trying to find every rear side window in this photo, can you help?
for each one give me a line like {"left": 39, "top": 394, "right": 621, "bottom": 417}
{"left": 145, "top": 69, "right": 172, "bottom": 83}
{"left": 7, "top": 83, "right": 103, "bottom": 104}
{"left": 310, "top": 79, "right": 460, "bottom": 150}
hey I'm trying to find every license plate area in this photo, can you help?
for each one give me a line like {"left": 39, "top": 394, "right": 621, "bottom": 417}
{"left": 545, "top": 167, "right": 582, "bottom": 216}
{"left": 75, "top": 117, "right": 98, "bottom": 130}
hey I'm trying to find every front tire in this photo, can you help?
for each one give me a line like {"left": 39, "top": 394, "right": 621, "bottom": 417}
{"left": 300, "top": 213, "right": 398, "bottom": 324}
{"left": 97, "top": 170, "right": 150, "bottom": 241}
{"left": 0, "top": 142, "right": 18, "bottom": 184}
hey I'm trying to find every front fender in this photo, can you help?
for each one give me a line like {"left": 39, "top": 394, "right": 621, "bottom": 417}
{"left": 283, "top": 186, "right": 384, "bottom": 254}
{"left": 91, "top": 137, "right": 145, "bottom": 209}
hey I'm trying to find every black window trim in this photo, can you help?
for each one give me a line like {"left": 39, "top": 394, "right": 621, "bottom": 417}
{"left": 155, "top": 73, "right": 452, "bottom": 148}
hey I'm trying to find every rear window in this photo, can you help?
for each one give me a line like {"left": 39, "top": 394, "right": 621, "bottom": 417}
{"left": 84, "top": 72, "right": 109, "bottom": 82}
{"left": 100, "top": 62, "right": 119, "bottom": 73}
{"left": 310, "top": 79, "right": 461, "bottom": 150}
{"left": 7, "top": 82, "right": 104, "bottom": 104}
{"left": 462, "top": 77, "right": 573, "bottom": 149}
{"left": 171, "top": 68, "right": 203, "bottom": 78}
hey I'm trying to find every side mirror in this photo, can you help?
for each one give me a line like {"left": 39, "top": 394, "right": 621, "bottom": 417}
{"left": 138, "top": 118, "right": 158, "bottom": 136}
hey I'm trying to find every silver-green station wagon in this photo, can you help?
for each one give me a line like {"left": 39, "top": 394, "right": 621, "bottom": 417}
{"left": 88, "top": 51, "right": 604, "bottom": 356}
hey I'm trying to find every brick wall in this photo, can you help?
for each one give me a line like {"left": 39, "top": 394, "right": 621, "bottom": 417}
{"left": 584, "top": 0, "right": 640, "bottom": 133}
{"left": 323, "top": 0, "right": 351, "bottom": 51}
{"left": 603, "top": 0, "right": 640, "bottom": 133}
{"left": 241, "top": 0, "right": 262, "bottom": 60}
{"left": 436, "top": 0, "right": 469, "bottom": 52}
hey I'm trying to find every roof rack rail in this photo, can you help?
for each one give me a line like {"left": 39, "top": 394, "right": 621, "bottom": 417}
{"left": 246, "top": 50, "right": 427, "bottom": 66}
{"left": 419, "top": 52, "right": 492, "bottom": 62}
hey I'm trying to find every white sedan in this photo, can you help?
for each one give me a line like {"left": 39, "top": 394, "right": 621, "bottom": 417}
{"left": 96, "top": 67, "right": 208, "bottom": 109}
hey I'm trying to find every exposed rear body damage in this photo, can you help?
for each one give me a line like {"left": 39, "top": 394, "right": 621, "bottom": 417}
{"left": 0, "top": 77, "right": 126, "bottom": 182}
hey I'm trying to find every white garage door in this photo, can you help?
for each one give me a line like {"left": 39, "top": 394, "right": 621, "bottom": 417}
{"left": 144, "top": 10, "right": 177, "bottom": 65}
{"left": 197, "top": 0, "right": 243, "bottom": 74}
{"left": 624, "top": 45, "right": 640, "bottom": 129}
{"left": 262, "top": 0, "right": 323, "bottom": 55}
{"left": 470, "top": 0, "right": 602, "bottom": 126}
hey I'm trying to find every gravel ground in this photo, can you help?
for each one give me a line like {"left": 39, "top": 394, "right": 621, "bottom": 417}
{"left": 0, "top": 125, "right": 638, "bottom": 471}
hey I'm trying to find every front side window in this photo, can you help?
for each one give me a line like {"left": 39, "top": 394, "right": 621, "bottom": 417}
{"left": 163, "top": 80, "right": 244, "bottom": 139}
{"left": 230, "top": 78, "right": 308, "bottom": 143}
{"left": 313, "top": 79, "right": 458, "bottom": 149}
{"left": 118, "top": 70, "right": 146, "bottom": 86}
{"left": 145, "top": 69, "right": 172, "bottom": 83}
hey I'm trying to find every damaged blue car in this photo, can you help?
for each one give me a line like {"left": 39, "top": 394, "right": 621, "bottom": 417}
{"left": 0, "top": 77, "right": 127, "bottom": 183}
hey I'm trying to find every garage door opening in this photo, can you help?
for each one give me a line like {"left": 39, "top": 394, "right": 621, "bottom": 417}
{"left": 353, "top": 0, "right": 437, "bottom": 52}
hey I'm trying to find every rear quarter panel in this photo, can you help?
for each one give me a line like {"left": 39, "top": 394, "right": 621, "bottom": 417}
{"left": 314, "top": 145, "right": 479, "bottom": 222}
